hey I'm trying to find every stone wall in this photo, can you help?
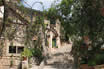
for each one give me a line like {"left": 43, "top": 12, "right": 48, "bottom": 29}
{"left": 47, "top": 19, "right": 61, "bottom": 49}
{"left": 56, "top": 19, "right": 61, "bottom": 48}
{"left": 0, "top": 25, "right": 25, "bottom": 69}
{"left": 0, "top": 6, "right": 4, "bottom": 18}
{"left": 0, "top": 38, "right": 23, "bottom": 69}
{"left": 0, "top": 56, "right": 21, "bottom": 69}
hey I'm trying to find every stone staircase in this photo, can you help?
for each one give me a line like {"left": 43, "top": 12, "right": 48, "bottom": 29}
{"left": 44, "top": 44, "right": 73, "bottom": 69}
{"left": 30, "top": 44, "right": 73, "bottom": 69}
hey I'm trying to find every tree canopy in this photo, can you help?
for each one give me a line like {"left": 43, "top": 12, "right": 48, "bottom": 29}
{"left": 50, "top": 0, "right": 104, "bottom": 48}
{"left": 47, "top": 0, "right": 104, "bottom": 67}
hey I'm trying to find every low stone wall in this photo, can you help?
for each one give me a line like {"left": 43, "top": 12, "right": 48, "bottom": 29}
{"left": 22, "top": 60, "right": 28, "bottom": 69}
{"left": 0, "top": 56, "right": 21, "bottom": 69}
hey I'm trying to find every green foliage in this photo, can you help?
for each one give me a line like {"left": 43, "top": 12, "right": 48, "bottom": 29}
{"left": 10, "top": 55, "right": 13, "bottom": 67}
{"left": 32, "top": 48, "right": 43, "bottom": 58}
{"left": 80, "top": 52, "right": 104, "bottom": 65}
{"left": 71, "top": 38, "right": 83, "bottom": 56}
{"left": 53, "top": 1, "right": 104, "bottom": 64}
{"left": 94, "top": 53, "right": 104, "bottom": 65}
{"left": 25, "top": 15, "right": 44, "bottom": 49}
{"left": 46, "top": 6, "right": 59, "bottom": 24}
{"left": 0, "top": 40, "right": 4, "bottom": 56}
{"left": 31, "top": 48, "right": 44, "bottom": 64}
{"left": 58, "top": 0, "right": 73, "bottom": 16}
{"left": 17, "top": 0, "right": 21, "bottom": 3}
{"left": 0, "top": 0, "right": 3, "bottom": 6}
{"left": 21, "top": 48, "right": 32, "bottom": 57}
{"left": 88, "top": 60, "right": 96, "bottom": 66}
{"left": 18, "top": 4, "right": 31, "bottom": 17}
{"left": 54, "top": 0, "right": 104, "bottom": 40}
{"left": 47, "top": 7, "right": 58, "bottom": 19}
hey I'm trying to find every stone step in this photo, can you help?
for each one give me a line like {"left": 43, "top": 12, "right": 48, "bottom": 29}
{"left": 30, "top": 45, "right": 73, "bottom": 69}
{"left": 43, "top": 66, "right": 57, "bottom": 69}
{"left": 44, "top": 65, "right": 73, "bottom": 69}
{"left": 47, "top": 53, "right": 73, "bottom": 64}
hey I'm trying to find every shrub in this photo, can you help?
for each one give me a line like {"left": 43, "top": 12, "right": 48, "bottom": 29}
{"left": 32, "top": 48, "right": 44, "bottom": 65}
{"left": 21, "top": 48, "right": 33, "bottom": 58}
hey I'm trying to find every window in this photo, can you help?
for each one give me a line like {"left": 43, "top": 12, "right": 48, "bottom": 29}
{"left": 17, "top": 47, "right": 24, "bottom": 53}
{"left": 9, "top": 46, "right": 24, "bottom": 54}
{"left": 9, "top": 46, "right": 16, "bottom": 53}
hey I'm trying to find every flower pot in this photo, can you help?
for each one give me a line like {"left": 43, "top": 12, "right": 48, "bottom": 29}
{"left": 23, "top": 57, "right": 27, "bottom": 61}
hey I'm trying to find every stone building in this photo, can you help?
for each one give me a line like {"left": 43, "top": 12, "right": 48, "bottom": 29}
{"left": 0, "top": 3, "right": 61, "bottom": 69}
{"left": 0, "top": 2, "right": 26, "bottom": 69}
{"left": 0, "top": 0, "right": 62, "bottom": 69}
{"left": 46, "top": 19, "right": 61, "bottom": 48}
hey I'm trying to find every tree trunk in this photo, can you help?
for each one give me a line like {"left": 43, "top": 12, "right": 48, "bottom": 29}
{"left": 39, "top": 23, "right": 48, "bottom": 69}
{"left": 72, "top": 55, "right": 79, "bottom": 69}
{"left": 0, "top": 0, "right": 6, "bottom": 38}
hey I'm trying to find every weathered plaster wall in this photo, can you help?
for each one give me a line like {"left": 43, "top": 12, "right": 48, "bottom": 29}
{"left": 0, "top": 6, "right": 4, "bottom": 18}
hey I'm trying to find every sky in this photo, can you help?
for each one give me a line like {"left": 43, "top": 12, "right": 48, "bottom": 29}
{"left": 22, "top": 0, "right": 61, "bottom": 11}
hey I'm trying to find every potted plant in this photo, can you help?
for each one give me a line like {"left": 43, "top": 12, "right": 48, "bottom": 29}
{"left": 22, "top": 56, "right": 27, "bottom": 61}
{"left": 10, "top": 59, "right": 13, "bottom": 67}
{"left": 10, "top": 55, "right": 14, "bottom": 68}
{"left": 21, "top": 48, "right": 32, "bottom": 61}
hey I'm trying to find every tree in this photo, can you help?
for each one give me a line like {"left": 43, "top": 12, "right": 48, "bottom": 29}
{"left": 0, "top": 0, "right": 6, "bottom": 37}
{"left": 49, "top": 0, "right": 104, "bottom": 68}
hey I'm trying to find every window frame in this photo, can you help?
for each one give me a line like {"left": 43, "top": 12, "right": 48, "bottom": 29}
{"left": 8, "top": 46, "right": 24, "bottom": 54}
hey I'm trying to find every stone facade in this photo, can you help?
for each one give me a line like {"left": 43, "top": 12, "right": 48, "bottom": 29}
{"left": 0, "top": 6, "right": 4, "bottom": 18}
{"left": 0, "top": 4, "right": 26, "bottom": 68}
{"left": 0, "top": 21, "right": 25, "bottom": 69}
{"left": 0, "top": 1, "right": 62, "bottom": 69}
{"left": 46, "top": 19, "right": 61, "bottom": 49}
